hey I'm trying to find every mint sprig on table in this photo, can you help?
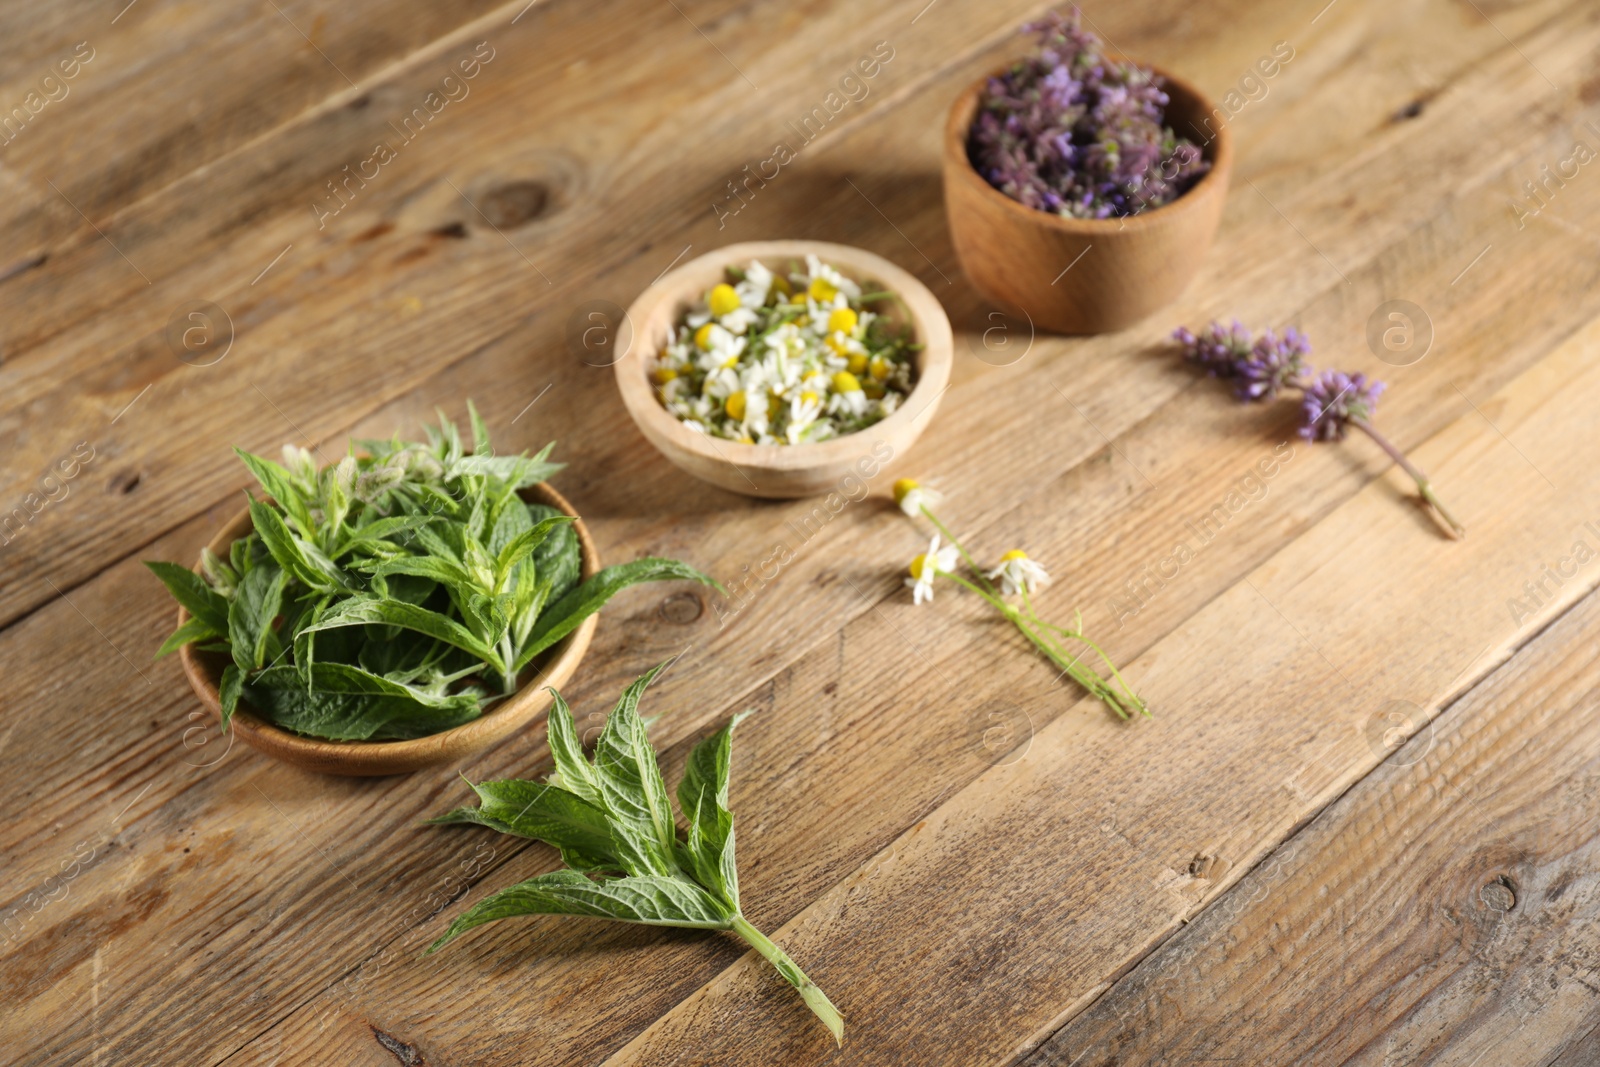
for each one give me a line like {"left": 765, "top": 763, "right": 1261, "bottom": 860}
{"left": 426, "top": 664, "right": 845, "bottom": 1045}
{"left": 146, "top": 405, "right": 717, "bottom": 743}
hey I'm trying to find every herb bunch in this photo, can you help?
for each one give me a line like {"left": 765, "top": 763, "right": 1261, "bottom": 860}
{"left": 653, "top": 256, "right": 919, "bottom": 445}
{"left": 427, "top": 664, "right": 844, "bottom": 1043}
{"left": 894, "top": 480, "right": 1148, "bottom": 720}
{"left": 1173, "top": 321, "right": 1465, "bottom": 538}
{"left": 968, "top": 8, "right": 1211, "bottom": 219}
{"left": 147, "top": 404, "right": 717, "bottom": 742}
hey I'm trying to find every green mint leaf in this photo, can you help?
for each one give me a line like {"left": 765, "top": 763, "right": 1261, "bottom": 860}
{"left": 436, "top": 408, "right": 464, "bottom": 470}
{"left": 451, "top": 453, "right": 564, "bottom": 487}
{"left": 144, "top": 561, "right": 231, "bottom": 634}
{"left": 545, "top": 689, "right": 604, "bottom": 808}
{"left": 513, "top": 558, "right": 720, "bottom": 673}
{"left": 228, "top": 560, "right": 286, "bottom": 672}
{"left": 525, "top": 503, "right": 581, "bottom": 602}
{"left": 427, "top": 870, "right": 733, "bottom": 954}
{"left": 333, "top": 514, "right": 433, "bottom": 559}
{"left": 462, "top": 592, "right": 513, "bottom": 648}
{"left": 494, "top": 514, "right": 571, "bottom": 590}
{"left": 296, "top": 595, "right": 501, "bottom": 670}
{"left": 249, "top": 497, "right": 348, "bottom": 592}
{"left": 154, "top": 615, "right": 221, "bottom": 659}
{"left": 219, "top": 664, "right": 244, "bottom": 730}
{"left": 428, "top": 670, "right": 844, "bottom": 1042}
{"left": 370, "top": 555, "right": 475, "bottom": 593}
{"left": 488, "top": 492, "right": 534, "bottom": 556}
{"left": 591, "top": 663, "right": 680, "bottom": 878}
{"left": 233, "top": 448, "right": 316, "bottom": 540}
{"left": 467, "top": 399, "right": 492, "bottom": 455}
{"left": 429, "top": 778, "right": 619, "bottom": 873}
{"left": 246, "top": 663, "right": 481, "bottom": 740}
{"left": 677, "top": 710, "right": 753, "bottom": 911}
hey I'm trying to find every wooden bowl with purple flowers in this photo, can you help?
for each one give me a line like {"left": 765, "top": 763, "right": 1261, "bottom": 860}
{"left": 943, "top": 19, "right": 1233, "bottom": 334}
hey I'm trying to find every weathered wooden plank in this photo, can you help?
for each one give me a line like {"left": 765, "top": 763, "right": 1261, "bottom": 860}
{"left": 0, "top": 0, "right": 511, "bottom": 257}
{"left": 209, "top": 171, "right": 1600, "bottom": 1067}
{"left": 585, "top": 294, "right": 1600, "bottom": 1066}
{"left": 0, "top": 0, "right": 1578, "bottom": 633}
{"left": 0, "top": 0, "right": 1058, "bottom": 626}
{"left": 1, "top": 1, "right": 1595, "bottom": 1065}
{"left": 1021, "top": 589, "right": 1600, "bottom": 1067}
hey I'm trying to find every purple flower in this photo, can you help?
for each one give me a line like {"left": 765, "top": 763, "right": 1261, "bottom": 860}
{"left": 968, "top": 8, "right": 1210, "bottom": 220}
{"left": 1235, "top": 328, "right": 1311, "bottom": 400}
{"left": 1172, "top": 320, "right": 1253, "bottom": 378}
{"left": 1300, "top": 370, "right": 1385, "bottom": 442}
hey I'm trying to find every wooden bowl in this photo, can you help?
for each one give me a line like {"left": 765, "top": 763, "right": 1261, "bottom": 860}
{"left": 176, "top": 482, "right": 600, "bottom": 776}
{"left": 613, "top": 240, "right": 953, "bottom": 499}
{"left": 943, "top": 61, "right": 1234, "bottom": 334}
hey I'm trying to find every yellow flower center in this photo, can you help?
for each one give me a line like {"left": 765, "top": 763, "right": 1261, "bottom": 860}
{"left": 808, "top": 278, "right": 838, "bottom": 302}
{"left": 720, "top": 354, "right": 740, "bottom": 369}
{"left": 1001, "top": 549, "right": 1029, "bottom": 562}
{"left": 847, "top": 352, "right": 868, "bottom": 374}
{"left": 724, "top": 390, "right": 746, "bottom": 420}
{"left": 827, "top": 307, "right": 858, "bottom": 334}
{"left": 863, "top": 380, "right": 886, "bottom": 399}
{"left": 832, "top": 371, "right": 861, "bottom": 393}
{"left": 868, "top": 355, "right": 892, "bottom": 382}
{"left": 908, "top": 552, "right": 930, "bottom": 579}
{"left": 709, "top": 283, "right": 741, "bottom": 317}
{"left": 892, "top": 478, "right": 919, "bottom": 505}
{"left": 800, "top": 390, "right": 819, "bottom": 406}
{"left": 824, "top": 334, "right": 850, "bottom": 356}
{"left": 771, "top": 275, "right": 792, "bottom": 297}
{"left": 653, "top": 366, "right": 677, "bottom": 384}
{"left": 694, "top": 323, "right": 714, "bottom": 350}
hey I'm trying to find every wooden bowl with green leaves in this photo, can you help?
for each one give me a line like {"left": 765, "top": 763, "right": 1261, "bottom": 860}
{"left": 150, "top": 406, "right": 715, "bottom": 776}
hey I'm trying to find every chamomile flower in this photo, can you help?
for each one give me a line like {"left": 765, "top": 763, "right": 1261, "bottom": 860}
{"left": 802, "top": 254, "right": 862, "bottom": 303}
{"left": 735, "top": 260, "right": 774, "bottom": 307}
{"left": 892, "top": 478, "right": 943, "bottom": 518}
{"left": 720, "top": 305, "right": 761, "bottom": 335}
{"left": 827, "top": 372, "right": 868, "bottom": 417}
{"left": 986, "top": 549, "right": 1051, "bottom": 596}
{"left": 905, "top": 534, "right": 958, "bottom": 605}
{"left": 656, "top": 258, "right": 916, "bottom": 443}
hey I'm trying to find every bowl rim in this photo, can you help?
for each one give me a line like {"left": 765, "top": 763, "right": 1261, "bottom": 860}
{"left": 613, "top": 239, "right": 954, "bottom": 475}
{"left": 943, "top": 57, "right": 1236, "bottom": 235}
{"left": 175, "top": 480, "right": 600, "bottom": 776}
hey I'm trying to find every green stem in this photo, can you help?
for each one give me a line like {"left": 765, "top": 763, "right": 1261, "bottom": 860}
{"left": 729, "top": 915, "right": 844, "bottom": 1045}
{"left": 1028, "top": 614, "right": 1150, "bottom": 718}
{"left": 920, "top": 507, "right": 1002, "bottom": 599}
{"left": 941, "top": 572, "right": 1129, "bottom": 720}
{"left": 1349, "top": 416, "right": 1466, "bottom": 538}
{"left": 498, "top": 634, "right": 517, "bottom": 695}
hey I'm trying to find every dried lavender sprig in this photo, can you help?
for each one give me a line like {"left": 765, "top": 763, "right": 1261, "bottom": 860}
{"left": 1173, "top": 322, "right": 1465, "bottom": 539}
{"left": 968, "top": 8, "right": 1210, "bottom": 220}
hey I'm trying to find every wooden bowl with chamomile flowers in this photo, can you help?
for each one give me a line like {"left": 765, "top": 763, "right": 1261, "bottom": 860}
{"left": 175, "top": 481, "right": 601, "bottom": 777}
{"left": 613, "top": 240, "right": 953, "bottom": 499}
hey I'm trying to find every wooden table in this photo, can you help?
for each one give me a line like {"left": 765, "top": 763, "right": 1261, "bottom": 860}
{"left": 4, "top": 0, "right": 1599, "bottom": 1063}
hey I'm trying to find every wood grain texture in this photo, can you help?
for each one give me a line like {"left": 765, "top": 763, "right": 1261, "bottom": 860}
{"left": 586, "top": 308, "right": 1600, "bottom": 1066}
{"left": 1022, "top": 585, "right": 1600, "bottom": 1067}
{"left": 1, "top": 0, "right": 1598, "bottom": 1064}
